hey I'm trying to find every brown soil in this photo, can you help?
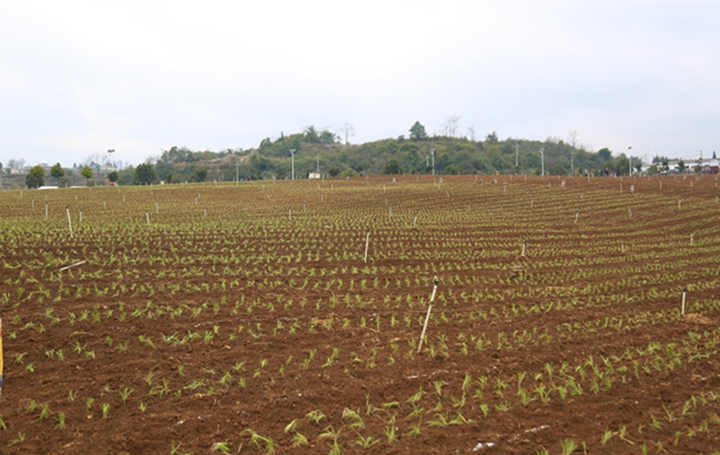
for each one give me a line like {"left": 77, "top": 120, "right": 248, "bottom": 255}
{"left": 1, "top": 175, "right": 719, "bottom": 454}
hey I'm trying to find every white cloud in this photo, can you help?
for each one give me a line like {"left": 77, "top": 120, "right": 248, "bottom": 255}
{"left": 1, "top": 0, "right": 719, "bottom": 166}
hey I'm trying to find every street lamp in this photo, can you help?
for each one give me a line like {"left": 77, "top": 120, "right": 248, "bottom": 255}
{"left": 539, "top": 148, "right": 545, "bottom": 176}
{"left": 627, "top": 146, "right": 633, "bottom": 176}
{"left": 430, "top": 148, "right": 435, "bottom": 175}
{"left": 290, "top": 149, "right": 296, "bottom": 180}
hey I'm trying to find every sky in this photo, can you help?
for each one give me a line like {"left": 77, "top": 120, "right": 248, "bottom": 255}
{"left": 1, "top": 0, "right": 719, "bottom": 168}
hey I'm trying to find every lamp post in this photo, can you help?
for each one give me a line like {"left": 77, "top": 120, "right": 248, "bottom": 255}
{"left": 290, "top": 149, "right": 296, "bottom": 180}
{"left": 515, "top": 143, "right": 519, "bottom": 168}
{"left": 539, "top": 148, "right": 545, "bottom": 176}
{"left": 627, "top": 146, "right": 633, "bottom": 176}
{"left": 430, "top": 148, "right": 435, "bottom": 175}
{"left": 236, "top": 162, "right": 239, "bottom": 185}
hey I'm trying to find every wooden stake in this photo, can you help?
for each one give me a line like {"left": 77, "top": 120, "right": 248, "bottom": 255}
{"left": 66, "top": 205, "right": 73, "bottom": 238}
{"left": 681, "top": 285, "right": 687, "bottom": 316}
{"left": 417, "top": 277, "right": 439, "bottom": 354}
{"left": 364, "top": 228, "right": 371, "bottom": 263}
{"left": 57, "top": 260, "right": 86, "bottom": 272}
{"left": 521, "top": 241, "right": 526, "bottom": 257}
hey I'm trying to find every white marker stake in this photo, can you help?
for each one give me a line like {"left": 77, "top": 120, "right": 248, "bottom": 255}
{"left": 364, "top": 229, "right": 371, "bottom": 263}
{"left": 417, "top": 277, "right": 439, "bottom": 354}
{"left": 146, "top": 211, "right": 150, "bottom": 226}
{"left": 57, "top": 260, "right": 86, "bottom": 272}
{"left": 413, "top": 214, "right": 417, "bottom": 229}
{"left": 681, "top": 285, "right": 687, "bottom": 316}
{"left": 521, "top": 241, "right": 526, "bottom": 257}
{"left": 45, "top": 202, "right": 48, "bottom": 220}
{"left": 66, "top": 205, "right": 73, "bottom": 238}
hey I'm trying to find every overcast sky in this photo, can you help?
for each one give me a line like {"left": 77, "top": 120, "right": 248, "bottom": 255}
{"left": 1, "top": 0, "right": 719, "bottom": 168}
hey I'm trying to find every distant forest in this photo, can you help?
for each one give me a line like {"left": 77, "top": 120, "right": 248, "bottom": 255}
{"left": 117, "top": 122, "right": 645, "bottom": 185}
{"left": 3, "top": 122, "right": 661, "bottom": 188}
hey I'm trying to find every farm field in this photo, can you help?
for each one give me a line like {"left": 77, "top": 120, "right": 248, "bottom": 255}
{"left": 1, "top": 174, "right": 720, "bottom": 454}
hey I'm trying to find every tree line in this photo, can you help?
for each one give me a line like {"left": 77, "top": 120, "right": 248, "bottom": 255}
{"left": 7, "top": 122, "right": 656, "bottom": 188}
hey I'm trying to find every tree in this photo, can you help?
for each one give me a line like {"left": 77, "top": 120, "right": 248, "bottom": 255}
{"left": 548, "top": 163, "right": 567, "bottom": 176}
{"left": 441, "top": 115, "right": 460, "bottom": 137}
{"left": 328, "top": 167, "right": 341, "bottom": 177}
{"left": 80, "top": 165, "right": 93, "bottom": 185}
{"left": 107, "top": 170, "right": 119, "bottom": 184}
{"left": 678, "top": 160, "right": 686, "bottom": 173}
{"left": 597, "top": 148, "right": 612, "bottom": 163}
{"left": 443, "top": 164, "right": 462, "bottom": 174}
{"left": 615, "top": 157, "right": 630, "bottom": 176}
{"left": 409, "top": 121, "right": 428, "bottom": 140}
{"left": 337, "top": 122, "right": 355, "bottom": 145}
{"left": 50, "top": 163, "right": 65, "bottom": 185}
{"left": 485, "top": 131, "right": 499, "bottom": 145}
{"left": 25, "top": 165, "right": 45, "bottom": 189}
{"left": 134, "top": 163, "right": 157, "bottom": 185}
{"left": 382, "top": 159, "right": 401, "bottom": 174}
{"left": 193, "top": 167, "right": 208, "bottom": 182}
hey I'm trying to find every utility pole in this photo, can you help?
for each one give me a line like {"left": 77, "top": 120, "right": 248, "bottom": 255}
{"left": 539, "top": 148, "right": 545, "bottom": 176}
{"left": 236, "top": 162, "right": 239, "bottom": 185}
{"left": 290, "top": 149, "right": 296, "bottom": 180}
{"left": 627, "top": 146, "right": 633, "bottom": 176}
{"left": 430, "top": 148, "right": 435, "bottom": 175}
{"left": 515, "top": 143, "right": 519, "bottom": 168}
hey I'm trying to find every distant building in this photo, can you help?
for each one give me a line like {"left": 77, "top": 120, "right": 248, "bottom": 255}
{"left": 308, "top": 172, "right": 321, "bottom": 179}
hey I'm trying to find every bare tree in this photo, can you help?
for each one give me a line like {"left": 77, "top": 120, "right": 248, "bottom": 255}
{"left": 568, "top": 130, "right": 578, "bottom": 176}
{"left": 337, "top": 122, "right": 355, "bottom": 145}
{"left": 467, "top": 125, "right": 476, "bottom": 141}
{"left": 568, "top": 130, "right": 579, "bottom": 148}
{"left": 441, "top": 115, "right": 460, "bottom": 137}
